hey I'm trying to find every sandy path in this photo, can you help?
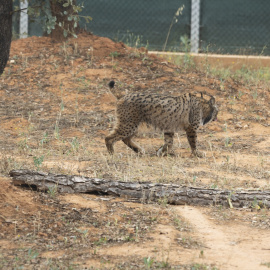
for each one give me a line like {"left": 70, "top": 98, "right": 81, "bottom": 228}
{"left": 176, "top": 206, "right": 270, "bottom": 270}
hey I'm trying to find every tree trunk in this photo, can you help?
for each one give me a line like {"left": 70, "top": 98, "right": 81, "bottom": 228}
{"left": 49, "top": 0, "right": 79, "bottom": 41}
{"left": 0, "top": 0, "right": 12, "bottom": 75}
{"left": 9, "top": 169, "right": 270, "bottom": 209}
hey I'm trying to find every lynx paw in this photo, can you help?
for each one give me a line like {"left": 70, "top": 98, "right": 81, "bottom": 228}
{"left": 157, "top": 146, "right": 174, "bottom": 157}
{"left": 192, "top": 150, "right": 205, "bottom": 158}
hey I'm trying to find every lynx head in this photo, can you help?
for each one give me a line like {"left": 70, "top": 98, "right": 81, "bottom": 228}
{"left": 201, "top": 94, "right": 218, "bottom": 125}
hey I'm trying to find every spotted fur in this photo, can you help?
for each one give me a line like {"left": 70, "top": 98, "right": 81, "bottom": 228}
{"left": 105, "top": 81, "right": 218, "bottom": 157}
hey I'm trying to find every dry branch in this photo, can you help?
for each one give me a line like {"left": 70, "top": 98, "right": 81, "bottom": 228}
{"left": 9, "top": 169, "right": 270, "bottom": 209}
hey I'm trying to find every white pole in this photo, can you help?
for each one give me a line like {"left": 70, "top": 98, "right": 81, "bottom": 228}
{"left": 190, "top": 0, "right": 200, "bottom": 53}
{"left": 20, "top": 0, "right": 29, "bottom": 39}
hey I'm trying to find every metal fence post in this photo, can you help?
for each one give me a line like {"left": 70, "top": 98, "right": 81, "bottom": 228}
{"left": 20, "top": 0, "right": 29, "bottom": 39}
{"left": 190, "top": 0, "right": 200, "bottom": 53}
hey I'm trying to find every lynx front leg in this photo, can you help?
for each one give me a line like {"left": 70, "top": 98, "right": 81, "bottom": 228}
{"left": 157, "top": 132, "right": 174, "bottom": 157}
{"left": 185, "top": 127, "right": 204, "bottom": 158}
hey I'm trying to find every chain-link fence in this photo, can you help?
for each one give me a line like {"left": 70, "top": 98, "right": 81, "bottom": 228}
{"left": 80, "top": 0, "right": 191, "bottom": 52}
{"left": 12, "top": 0, "right": 270, "bottom": 55}
{"left": 200, "top": 0, "right": 270, "bottom": 55}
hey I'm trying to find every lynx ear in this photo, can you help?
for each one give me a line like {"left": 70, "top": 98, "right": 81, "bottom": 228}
{"left": 209, "top": 96, "right": 215, "bottom": 105}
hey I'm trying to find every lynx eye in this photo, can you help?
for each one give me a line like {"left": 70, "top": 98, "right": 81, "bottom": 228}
{"left": 203, "top": 116, "right": 212, "bottom": 125}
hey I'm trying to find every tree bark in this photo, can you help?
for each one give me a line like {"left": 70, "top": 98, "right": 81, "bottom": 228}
{"left": 9, "top": 169, "right": 270, "bottom": 209}
{"left": 0, "top": 0, "right": 12, "bottom": 75}
{"left": 49, "top": 0, "right": 78, "bottom": 41}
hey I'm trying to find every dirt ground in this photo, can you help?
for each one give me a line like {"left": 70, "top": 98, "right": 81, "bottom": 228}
{"left": 0, "top": 32, "right": 270, "bottom": 269}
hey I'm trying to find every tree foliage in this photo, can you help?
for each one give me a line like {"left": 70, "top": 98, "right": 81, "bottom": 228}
{"left": 17, "top": 0, "right": 92, "bottom": 40}
{"left": 0, "top": 0, "right": 91, "bottom": 75}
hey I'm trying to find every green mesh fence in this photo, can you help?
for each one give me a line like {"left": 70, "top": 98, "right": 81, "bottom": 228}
{"left": 200, "top": 0, "right": 270, "bottom": 55}
{"left": 12, "top": 0, "right": 270, "bottom": 55}
{"left": 80, "top": 0, "right": 191, "bottom": 51}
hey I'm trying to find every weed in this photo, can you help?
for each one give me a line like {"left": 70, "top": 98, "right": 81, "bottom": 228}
{"left": 54, "top": 84, "right": 65, "bottom": 139}
{"left": 109, "top": 51, "right": 120, "bottom": 58}
{"left": 0, "top": 155, "right": 21, "bottom": 175}
{"left": 76, "top": 228, "right": 89, "bottom": 242}
{"left": 86, "top": 46, "right": 94, "bottom": 65}
{"left": 120, "top": 30, "right": 143, "bottom": 48}
{"left": 178, "top": 35, "right": 196, "bottom": 70}
{"left": 227, "top": 192, "right": 234, "bottom": 209}
{"left": 229, "top": 95, "right": 236, "bottom": 106}
{"left": 178, "top": 236, "right": 202, "bottom": 249}
{"left": 94, "top": 237, "right": 107, "bottom": 246}
{"left": 143, "top": 256, "right": 155, "bottom": 269}
{"left": 199, "top": 250, "right": 204, "bottom": 258}
{"left": 124, "top": 234, "right": 135, "bottom": 242}
{"left": 261, "top": 262, "right": 270, "bottom": 268}
{"left": 39, "top": 131, "right": 49, "bottom": 147}
{"left": 54, "top": 125, "right": 60, "bottom": 140}
{"left": 210, "top": 183, "right": 218, "bottom": 189}
{"left": 33, "top": 211, "right": 41, "bottom": 236}
{"left": 33, "top": 155, "right": 44, "bottom": 170}
{"left": 191, "top": 264, "right": 219, "bottom": 270}
{"left": 69, "top": 137, "right": 80, "bottom": 153}
{"left": 251, "top": 197, "right": 262, "bottom": 210}
{"left": 157, "top": 196, "right": 169, "bottom": 207}
{"left": 47, "top": 185, "right": 58, "bottom": 198}
{"left": 251, "top": 89, "right": 258, "bottom": 99}
{"left": 18, "top": 136, "right": 30, "bottom": 153}
{"left": 238, "top": 90, "right": 244, "bottom": 99}
{"left": 27, "top": 248, "right": 39, "bottom": 261}
{"left": 128, "top": 50, "right": 141, "bottom": 59}
{"left": 158, "top": 260, "right": 170, "bottom": 268}
{"left": 22, "top": 55, "right": 28, "bottom": 69}
{"left": 135, "top": 225, "right": 139, "bottom": 242}
{"left": 224, "top": 137, "right": 231, "bottom": 148}
{"left": 163, "top": 5, "right": 185, "bottom": 51}
{"left": 173, "top": 214, "right": 191, "bottom": 232}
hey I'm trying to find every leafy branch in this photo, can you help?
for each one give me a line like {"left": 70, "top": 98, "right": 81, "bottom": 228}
{"left": 12, "top": 0, "right": 92, "bottom": 38}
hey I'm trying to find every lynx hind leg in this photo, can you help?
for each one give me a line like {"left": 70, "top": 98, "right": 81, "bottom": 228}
{"left": 122, "top": 137, "right": 145, "bottom": 155}
{"left": 157, "top": 132, "right": 174, "bottom": 157}
{"left": 105, "top": 130, "right": 123, "bottom": 155}
{"left": 185, "top": 127, "right": 204, "bottom": 158}
{"left": 105, "top": 123, "right": 142, "bottom": 155}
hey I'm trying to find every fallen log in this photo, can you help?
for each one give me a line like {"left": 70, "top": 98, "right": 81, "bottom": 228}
{"left": 9, "top": 169, "right": 270, "bottom": 209}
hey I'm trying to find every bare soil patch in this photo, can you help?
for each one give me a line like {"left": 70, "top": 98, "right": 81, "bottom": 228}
{"left": 0, "top": 32, "right": 270, "bottom": 269}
